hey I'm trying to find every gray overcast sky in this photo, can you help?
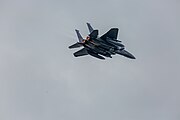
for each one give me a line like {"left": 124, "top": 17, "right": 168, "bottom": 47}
{"left": 0, "top": 0, "right": 179, "bottom": 120}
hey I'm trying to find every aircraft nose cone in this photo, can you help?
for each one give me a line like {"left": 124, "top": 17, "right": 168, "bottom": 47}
{"left": 124, "top": 50, "right": 136, "bottom": 59}
{"left": 116, "top": 50, "right": 136, "bottom": 59}
{"left": 127, "top": 54, "right": 136, "bottom": 59}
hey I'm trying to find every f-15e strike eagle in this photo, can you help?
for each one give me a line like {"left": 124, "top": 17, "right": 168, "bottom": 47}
{"left": 69, "top": 23, "right": 135, "bottom": 60}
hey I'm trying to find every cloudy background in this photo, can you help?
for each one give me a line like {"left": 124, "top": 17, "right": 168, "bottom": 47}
{"left": 0, "top": 0, "right": 179, "bottom": 120}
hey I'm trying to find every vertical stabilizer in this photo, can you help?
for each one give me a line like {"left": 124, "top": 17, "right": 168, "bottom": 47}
{"left": 75, "top": 29, "right": 84, "bottom": 43}
{"left": 86, "top": 23, "right": 94, "bottom": 33}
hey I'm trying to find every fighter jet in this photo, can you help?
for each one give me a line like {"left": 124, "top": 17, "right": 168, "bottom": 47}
{"left": 69, "top": 23, "right": 135, "bottom": 60}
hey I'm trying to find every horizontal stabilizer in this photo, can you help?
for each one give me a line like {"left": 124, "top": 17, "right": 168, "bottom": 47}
{"left": 74, "top": 48, "right": 88, "bottom": 57}
{"left": 87, "top": 23, "right": 94, "bottom": 33}
{"left": 89, "top": 30, "right": 98, "bottom": 39}
{"left": 100, "top": 28, "right": 119, "bottom": 40}
{"left": 69, "top": 42, "right": 83, "bottom": 49}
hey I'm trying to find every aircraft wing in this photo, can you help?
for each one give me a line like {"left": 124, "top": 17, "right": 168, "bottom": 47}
{"left": 100, "top": 28, "right": 119, "bottom": 40}
{"left": 73, "top": 48, "right": 88, "bottom": 57}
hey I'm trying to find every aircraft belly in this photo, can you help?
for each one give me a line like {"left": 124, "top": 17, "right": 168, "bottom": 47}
{"left": 87, "top": 50, "right": 105, "bottom": 60}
